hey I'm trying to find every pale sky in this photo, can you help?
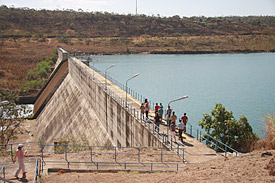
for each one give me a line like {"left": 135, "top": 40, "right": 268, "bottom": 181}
{"left": 1, "top": 0, "right": 275, "bottom": 17}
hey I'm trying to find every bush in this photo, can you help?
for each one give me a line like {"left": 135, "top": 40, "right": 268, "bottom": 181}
{"left": 199, "top": 104, "right": 258, "bottom": 152}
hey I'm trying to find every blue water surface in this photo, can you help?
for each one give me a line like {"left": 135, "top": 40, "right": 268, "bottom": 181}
{"left": 89, "top": 53, "right": 275, "bottom": 136}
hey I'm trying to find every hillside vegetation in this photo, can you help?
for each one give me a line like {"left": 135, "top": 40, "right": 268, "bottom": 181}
{"left": 0, "top": 6, "right": 275, "bottom": 91}
{"left": 1, "top": 6, "right": 275, "bottom": 38}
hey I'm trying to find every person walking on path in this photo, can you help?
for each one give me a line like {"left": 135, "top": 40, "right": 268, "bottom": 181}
{"left": 140, "top": 103, "right": 145, "bottom": 119}
{"left": 144, "top": 99, "right": 149, "bottom": 119}
{"left": 14, "top": 144, "right": 27, "bottom": 179}
{"left": 154, "top": 103, "right": 160, "bottom": 113}
{"left": 181, "top": 113, "right": 188, "bottom": 133}
{"left": 178, "top": 119, "right": 185, "bottom": 141}
{"left": 170, "top": 121, "right": 177, "bottom": 142}
{"left": 154, "top": 112, "right": 162, "bottom": 133}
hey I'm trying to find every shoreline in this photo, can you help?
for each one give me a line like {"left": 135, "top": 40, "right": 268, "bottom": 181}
{"left": 86, "top": 49, "right": 275, "bottom": 56}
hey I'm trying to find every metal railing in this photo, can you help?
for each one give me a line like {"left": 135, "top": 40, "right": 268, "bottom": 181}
{"left": 87, "top": 61, "right": 241, "bottom": 157}
{"left": 186, "top": 123, "right": 241, "bottom": 157}
{"left": 68, "top": 57, "right": 186, "bottom": 161}
{"left": 43, "top": 161, "right": 187, "bottom": 172}
{"left": 0, "top": 141, "right": 39, "bottom": 162}
{"left": 0, "top": 166, "right": 5, "bottom": 181}
{"left": 34, "top": 157, "right": 42, "bottom": 183}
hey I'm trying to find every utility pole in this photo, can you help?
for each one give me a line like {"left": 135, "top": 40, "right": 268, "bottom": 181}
{"left": 136, "top": 0, "right": 138, "bottom": 15}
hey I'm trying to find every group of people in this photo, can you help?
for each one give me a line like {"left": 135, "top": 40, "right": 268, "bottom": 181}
{"left": 140, "top": 99, "right": 188, "bottom": 142}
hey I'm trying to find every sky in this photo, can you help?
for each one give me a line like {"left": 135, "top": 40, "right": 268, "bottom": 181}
{"left": 1, "top": 0, "right": 275, "bottom": 17}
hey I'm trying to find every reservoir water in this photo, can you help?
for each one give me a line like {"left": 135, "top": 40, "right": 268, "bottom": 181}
{"left": 89, "top": 53, "right": 275, "bottom": 136}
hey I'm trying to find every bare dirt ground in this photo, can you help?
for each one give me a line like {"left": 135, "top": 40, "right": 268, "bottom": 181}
{"left": 40, "top": 150, "right": 275, "bottom": 183}
{"left": 4, "top": 120, "right": 273, "bottom": 183}
{"left": 3, "top": 147, "right": 274, "bottom": 183}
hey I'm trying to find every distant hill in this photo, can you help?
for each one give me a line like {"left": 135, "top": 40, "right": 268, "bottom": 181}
{"left": 1, "top": 6, "right": 275, "bottom": 38}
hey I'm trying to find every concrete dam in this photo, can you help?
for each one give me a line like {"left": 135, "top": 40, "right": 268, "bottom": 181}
{"left": 33, "top": 48, "right": 239, "bottom": 163}
{"left": 34, "top": 48, "right": 166, "bottom": 148}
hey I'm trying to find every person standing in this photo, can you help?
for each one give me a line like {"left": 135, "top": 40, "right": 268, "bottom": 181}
{"left": 158, "top": 104, "right": 164, "bottom": 123}
{"left": 144, "top": 99, "right": 149, "bottom": 119}
{"left": 140, "top": 103, "right": 145, "bottom": 119}
{"left": 14, "top": 144, "right": 27, "bottom": 179}
{"left": 154, "top": 112, "right": 162, "bottom": 133}
{"left": 154, "top": 103, "right": 160, "bottom": 113}
{"left": 170, "top": 121, "right": 177, "bottom": 142}
{"left": 178, "top": 119, "right": 185, "bottom": 141}
{"left": 171, "top": 112, "right": 177, "bottom": 125}
{"left": 181, "top": 113, "right": 188, "bottom": 133}
{"left": 166, "top": 105, "right": 172, "bottom": 127}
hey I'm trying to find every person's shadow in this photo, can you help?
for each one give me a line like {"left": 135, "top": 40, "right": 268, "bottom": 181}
{"left": 179, "top": 138, "right": 194, "bottom": 147}
{"left": 9, "top": 177, "right": 29, "bottom": 182}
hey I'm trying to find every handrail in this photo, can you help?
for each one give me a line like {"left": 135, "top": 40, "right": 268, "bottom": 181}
{"left": 88, "top": 62, "right": 241, "bottom": 157}
{"left": 43, "top": 160, "right": 189, "bottom": 172}
{"left": 186, "top": 123, "right": 241, "bottom": 157}
{"left": 0, "top": 166, "right": 5, "bottom": 180}
{"left": 69, "top": 58, "right": 186, "bottom": 161}
{"left": 34, "top": 157, "right": 41, "bottom": 183}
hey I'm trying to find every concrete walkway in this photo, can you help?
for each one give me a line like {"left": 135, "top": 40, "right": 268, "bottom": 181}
{"left": 89, "top": 63, "right": 223, "bottom": 163}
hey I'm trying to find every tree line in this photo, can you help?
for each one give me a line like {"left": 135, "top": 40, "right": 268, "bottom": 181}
{"left": 0, "top": 6, "right": 274, "bottom": 39}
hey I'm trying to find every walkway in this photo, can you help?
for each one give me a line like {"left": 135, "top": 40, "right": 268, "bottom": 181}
{"left": 89, "top": 61, "right": 223, "bottom": 163}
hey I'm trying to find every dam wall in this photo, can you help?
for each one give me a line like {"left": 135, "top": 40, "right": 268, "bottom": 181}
{"left": 36, "top": 49, "right": 165, "bottom": 147}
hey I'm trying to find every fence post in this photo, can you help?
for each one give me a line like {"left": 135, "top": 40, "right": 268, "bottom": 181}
{"left": 170, "top": 136, "right": 172, "bottom": 150}
{"left": 90, "top": 146, "right": 93, "bottom": 161}
{"left": 115, "top": 146, "right": 117, "bottom": 161}
{"left": 65, "top": 145, "right": 68, "bottom": 161}
{"left": 215, "top": 139, "right": 218, "bottom": 152}
{"left": 138, "top": 148, "right": 140, "bottom": 162}
{"left": 10, "top": 144, "right": 13, "bottom": 162}
{"left": 197, "top": 129, "right": 199, "bottom": 140}
{"left": 161, "top": 148, "right": 163, "bottom": 162}
{"left": 151, "top": 163, "right": 153, "bottom": 171}
{"left": 182, "top": 148, "right": 185, "bottom": 163}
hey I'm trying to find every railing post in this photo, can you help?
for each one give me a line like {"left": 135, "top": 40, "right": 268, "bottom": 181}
{"left": 41, "top": 143, "right": 44, "bottom": 161}
{"left": 138, "top": 148, "right": 140, "bottom": 162}
{"left": 215, "top": 139, "right": 218, "bottom": 152}
{"left": 97, "top": 162, "right": 99, "bottom": 170}
{"left": 151, "top": 163, "right": 153, "bottom": 171}
{"left": 182, "top": 148, "right": 185, "bottom": 163}
{"left": 115, "top": 146, "right": 117, "bottom": 161}
{"left": 65, "top": 145, "right": 68, "bottom": 161}
{"left": 10, "top": 144, "right": 13, "bottom": 162}
{"left": 161, "top": 148, "right": 163, "bottom": 162}
{"left": 225, "top": 146, "right": 227, "bottom": 157}
{"left": 170, "top": 136, "right": 172, "bottom": 150}
{"left": 90, "top": 146, "right": 93, "bottom": 161}
{"left": 197, "top": 129, "right": 199, "bottom": 140}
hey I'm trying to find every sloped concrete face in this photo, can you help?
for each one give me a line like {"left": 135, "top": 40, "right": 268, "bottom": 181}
{"left": 36, "top": 52, "right": 164, "bottom": 148}
{"left": 36, "top": 74, "right": 114, "bottom": 146}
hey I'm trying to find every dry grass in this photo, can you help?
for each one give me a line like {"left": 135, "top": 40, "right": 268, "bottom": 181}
{"left": 254, "top": 114, "right": 275, "bottom": 150}
{"left": 1, "top": 35, "right": 275, "bottom": 92}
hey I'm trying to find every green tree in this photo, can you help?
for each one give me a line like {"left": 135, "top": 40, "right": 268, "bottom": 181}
{"left": 199, "top": 104, "right": 258, "bottom": 152}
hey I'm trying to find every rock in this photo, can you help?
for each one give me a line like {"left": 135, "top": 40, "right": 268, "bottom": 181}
{"left": 261, "top": 152, "right": 273, "bottom": 157}
{"left": 266, "top": 157, "right": 275, "bottom": 176}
